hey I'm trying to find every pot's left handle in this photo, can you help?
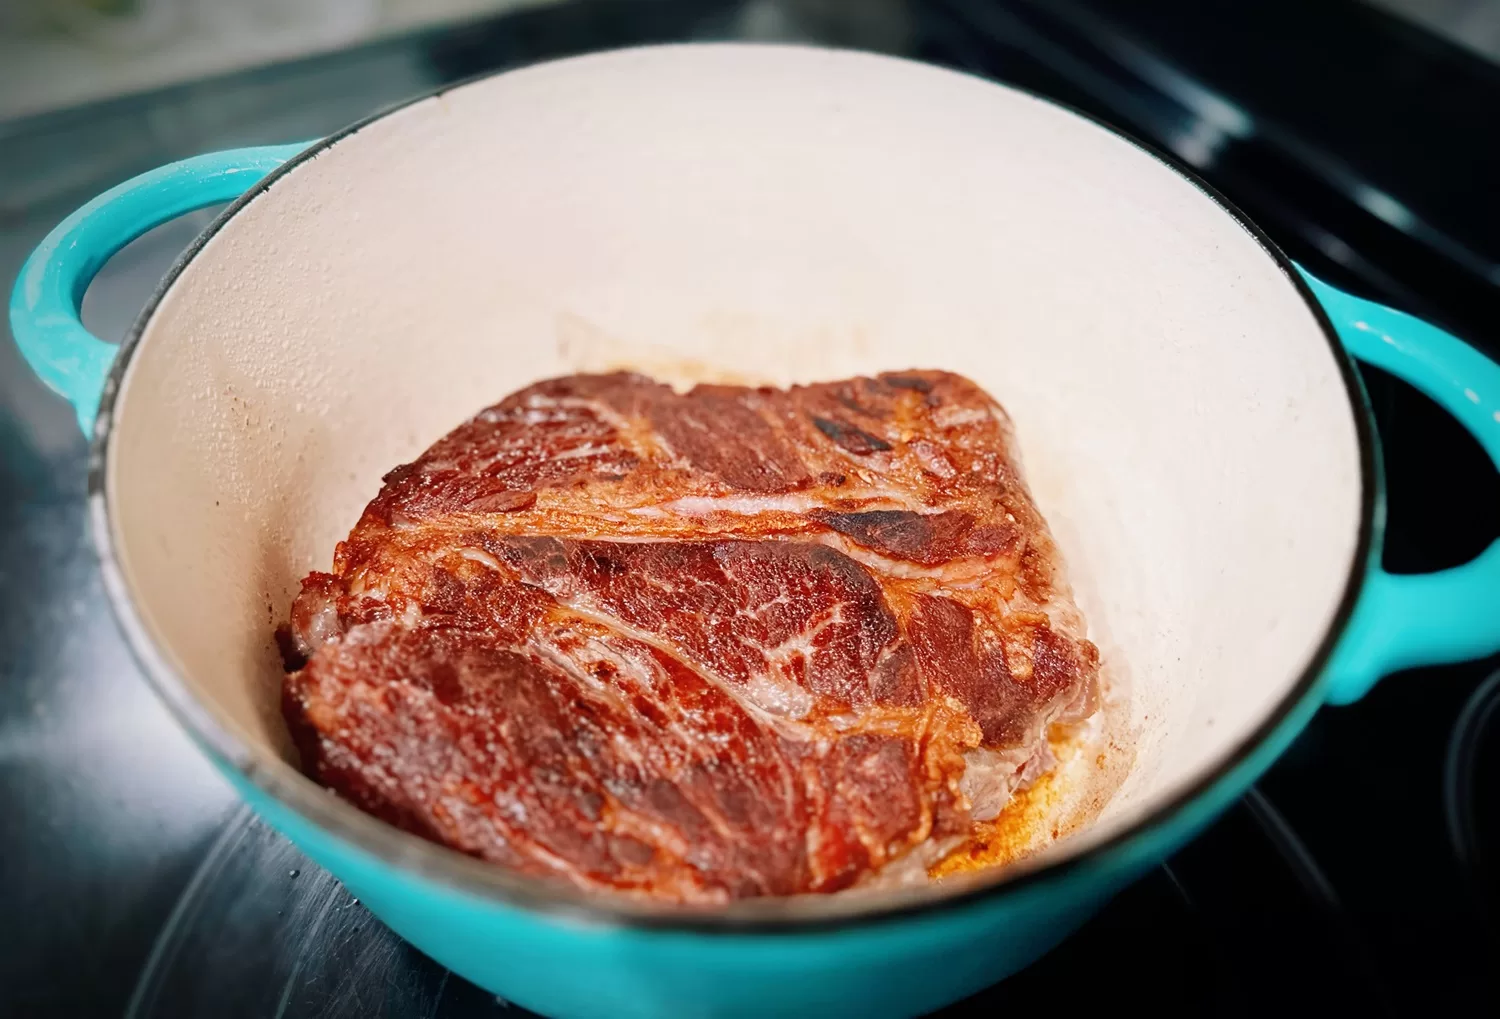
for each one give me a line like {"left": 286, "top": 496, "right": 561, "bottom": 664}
{"left": 9, "top": 143, "right": 313, "bottom": 435}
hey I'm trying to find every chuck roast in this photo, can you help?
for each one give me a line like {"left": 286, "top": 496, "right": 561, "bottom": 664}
{"left": 281, "top": 370, "right": 1099, "bottom": 902}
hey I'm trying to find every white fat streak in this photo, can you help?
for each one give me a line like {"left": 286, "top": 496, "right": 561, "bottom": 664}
{"left": 931, "top": 406, "right": 990, "bottom": 429}
{"left": 301, "top": 600, "right": 342, "bottom": 655}
{"left": 531, "top": 636, "right": 663, "bottom": 772}
{"left": 518, "top": 391, "right": 687, "bottom": 464}
{"left": 550, "top": 441, "right": 613, "bottom": 461}
{"left": 544, "top": 599, "right": 820, "bottom": 738}
{"left": 519, "top": 393, "right": 632, "bottom": 429}
{"left": 630, "top": 487, "right": 928, "bottom": 519}
{"left": 459, "top": 547, "right": 502, "bottom": 571}
{"left": 758, "top": 604, "right": 842, "bottom": 674}
{"left": 812, "top": 533, "right": 1003, "bottom": 586}
{"left": 845, "top": 483, "right": 931, "bottom": 510}
{"left": 533, "top": 631, "right": 801, "bottom": 847}
{"left": 740, "top": 675, "right": 816, "bottom": 718}
{"left": 959, "top": 745, "right": 1040, "bottom": 822}
{"left": 533, "top": 638, "right": 712, "bottom": 825}
{"left": 912, "top": 442, "right": 958, "bottom": 479}
{"left": 737, "top": 599, "right": 849, "bottom": 719}
{"left": 646, "top": 493, "right": 825, "bottom": 516}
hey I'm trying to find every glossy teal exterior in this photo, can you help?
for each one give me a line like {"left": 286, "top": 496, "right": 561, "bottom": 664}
{"left": 8, "top": 144, "right": 308, "bottom": 433}
{"left": 11, "top": 146, "right": 1500, "bottom": 1018}
{"left": 217, "top": 695, "right": 1302, "bottom": 1019}
{"left": 1300, "top": 269, "right": 1500, "bottom": 704}
{"left": 229, "top": 767, "right": 1116, "bottom": 1018}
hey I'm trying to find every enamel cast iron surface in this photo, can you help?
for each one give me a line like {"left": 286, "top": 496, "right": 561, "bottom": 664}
{"left": 10, "top": 44, "right": 1500, "bottom": 1018}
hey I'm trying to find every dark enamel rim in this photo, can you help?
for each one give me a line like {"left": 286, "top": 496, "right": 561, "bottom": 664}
{"left": 86, "top": 44, "right": 1379, "bottom": 934}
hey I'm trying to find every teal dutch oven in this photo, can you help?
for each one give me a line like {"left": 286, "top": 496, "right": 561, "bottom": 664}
{"left": 11, "top": 45, "right": 1500, "bottom": 1018}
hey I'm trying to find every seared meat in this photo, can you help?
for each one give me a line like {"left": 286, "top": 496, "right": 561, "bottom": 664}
{"left": 282, "top": 371, "right": 1099, "bottom": 902}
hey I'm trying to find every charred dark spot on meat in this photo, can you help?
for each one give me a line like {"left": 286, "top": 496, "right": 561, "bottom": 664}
{"left": 879, "top": 374, "right": 934, "bottom": 393}
{"left": 810, "top": 416, "right": 892, "bottom": 455}
{"left": 275, "top": 625, "right": 308, "bottom": 672}
{"left": 461, "top": 489, "right": 537, "bottom": 513}
{"left": 809, "top": 508, "right": 1018, "bottom": 566}
{"left": 380, "top": 461, "right": 422, "bottom": 487}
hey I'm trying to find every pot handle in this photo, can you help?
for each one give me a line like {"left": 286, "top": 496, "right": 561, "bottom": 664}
{"left": 1300, "top": 267, "right": 1500, "bottom": 704}
{"left": 8, "top": 143, "right": 313, "bottom": 435}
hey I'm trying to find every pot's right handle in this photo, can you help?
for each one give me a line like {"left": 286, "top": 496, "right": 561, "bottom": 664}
{"left": 9, "top": 143, "right": 311, "bottom": 435}
{"left": 1301, "top": 267, "right": 1500, "bottom": 705}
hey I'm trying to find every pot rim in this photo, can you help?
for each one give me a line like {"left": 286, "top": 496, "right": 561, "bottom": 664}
{"left": 85, "top": 43, "right": 1379, "bottom": 934}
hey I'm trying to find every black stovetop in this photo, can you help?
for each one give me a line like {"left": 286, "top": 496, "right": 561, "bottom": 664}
{"left": 3, "top": 2, "right": 1498, "bottom": 1016}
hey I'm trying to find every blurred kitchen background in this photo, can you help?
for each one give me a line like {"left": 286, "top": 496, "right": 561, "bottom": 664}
{"left": 3, "top": 2, "right": 1499, "bottom": 1017}
{"left": 4, "top": 0, "right": 1500, "bottom": 120}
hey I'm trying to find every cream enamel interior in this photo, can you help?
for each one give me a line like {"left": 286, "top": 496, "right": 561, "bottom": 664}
{"left": 105, "top": 45, "right": 1363, "bottom": 885}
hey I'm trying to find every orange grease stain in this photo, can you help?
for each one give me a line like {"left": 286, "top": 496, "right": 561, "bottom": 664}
{"left": 928, "top": 730, "right": 1093, "bottom": 880}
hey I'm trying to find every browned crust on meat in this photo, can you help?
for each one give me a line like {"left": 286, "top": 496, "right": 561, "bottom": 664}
{"left": 282, "top": 370, "right": 1099, "bottom": 903}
